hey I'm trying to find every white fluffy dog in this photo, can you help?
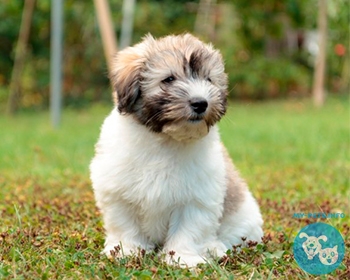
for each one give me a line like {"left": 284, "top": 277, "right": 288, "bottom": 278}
{"left": 90, "top": 34, "right": 263, "bottom": 267}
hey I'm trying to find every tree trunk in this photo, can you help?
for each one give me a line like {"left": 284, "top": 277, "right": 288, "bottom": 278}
{"left": 194, "top": 0, "right": 216, "bottom": 41}
{"left": 312, "top": 0, "right": 327, "bottom": 107}
{"left": 120, "top": 0, "right": 136, "bottom": 50}
{"left": 50, "top": 0, "right": 63, "bottom": 128}
{"left": 6, "top": 0, "right": 36, "bottom": 115}
{"left": 93, "top": 0, "right": 118, "bottom": 75}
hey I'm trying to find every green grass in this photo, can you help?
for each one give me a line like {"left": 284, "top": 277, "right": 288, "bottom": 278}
{"left": 0, "top": 98, "right": 349, "bottom": 279}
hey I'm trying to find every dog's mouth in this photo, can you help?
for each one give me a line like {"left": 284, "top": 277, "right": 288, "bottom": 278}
{"left": 188, "top": 118, "right": 204, "bottom": 123}
{"left": 307, "top": 248, "right": 316, "bottom": 255}
{"left": 188, "top": 114, "right": 205, "bottom": 123}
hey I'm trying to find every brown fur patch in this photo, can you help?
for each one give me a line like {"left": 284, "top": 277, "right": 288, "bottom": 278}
{"left": 110, "top": 49, "right": 144, "bottom": 113}
{"left": 221, "top": 144, "right": 246, "bottom": 216}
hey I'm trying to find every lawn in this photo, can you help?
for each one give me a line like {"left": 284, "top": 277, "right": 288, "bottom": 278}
{"left": 0, "top": 98, "right": 349, "bottom": 279}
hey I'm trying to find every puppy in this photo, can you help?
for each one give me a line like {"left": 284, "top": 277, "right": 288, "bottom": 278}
{"left": 90, "top": 34, "right": 263, "bottom": 267}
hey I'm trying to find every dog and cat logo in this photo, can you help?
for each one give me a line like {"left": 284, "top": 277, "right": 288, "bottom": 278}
{"left": 293, "top": 222, "right": 345, "bottom": 275}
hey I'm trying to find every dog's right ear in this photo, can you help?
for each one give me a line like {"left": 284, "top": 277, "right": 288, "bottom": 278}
{"left": 110, "top": 47, "right": 144, "bottom": 114}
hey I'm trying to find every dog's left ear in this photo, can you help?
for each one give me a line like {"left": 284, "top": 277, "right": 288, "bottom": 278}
{"left": 110, "top": 47, "right": 144, "bottom": 114}
{"left": 318, "top": 235, "right": 328, "bottom": 242}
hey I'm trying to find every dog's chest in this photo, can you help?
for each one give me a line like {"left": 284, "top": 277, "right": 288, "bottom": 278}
{"left": 93, "top": 114, "right": 223, "bottom": 203}
{"left": 93, "top": 113, "right": 226, "bottom": 241}
{"left": 118, "top": 141, "right": 224, "bottom": 209}
{"left": 118, "top": 141, "right": 225, "bottom": 243}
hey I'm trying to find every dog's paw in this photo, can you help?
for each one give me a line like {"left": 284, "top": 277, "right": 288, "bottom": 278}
{"left": 163, "top": 240, "right": 227, "bottom": 267}
{"left": 103, "top": 242, "right": 153, "bottom": 258}
{"left": 203, "top": 240, "right": 227, "bottom": 258}
{"left": 165, "top": 251, "right": 206, "bottom": 267}
{"left": 103, "top": 243, "right": 133, "bottom": 258}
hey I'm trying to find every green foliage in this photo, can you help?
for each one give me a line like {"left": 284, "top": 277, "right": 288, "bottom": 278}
{"left": 134, "top": 0, "right": 197, "bottom": 39}
{"left": 0, "top": 1, "right": 22, "bottom": 82}
{"left": 0, "top": 0, "right": 348, "bottom": 109}
{"left": 225, "top": 54, "right": 310, "bottom": 99}
{"left": 0, "top": 99, "right": 349, "bottom": 278}
{"left": 222, "top": 0, "right": 348, "bottom": 98}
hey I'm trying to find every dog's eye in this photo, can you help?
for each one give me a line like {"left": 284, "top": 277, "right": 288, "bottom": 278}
{"left": 162, "top": 76, "right": 175, "bottom": 83}
{"left": 207, "top": 77, "right": 212, "bottom": 83}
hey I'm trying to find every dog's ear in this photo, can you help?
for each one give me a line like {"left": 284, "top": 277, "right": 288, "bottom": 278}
{"left": 299, "top": 232, "right": 309, "bottom": 239}
{"left": 318, "top": 235, "right": 328, "bottom": 242}
{"left": 110, "top": 47, "right": 144, "bottom": 114}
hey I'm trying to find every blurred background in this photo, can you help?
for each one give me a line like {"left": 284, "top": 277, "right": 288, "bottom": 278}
{"left": 0, "top": 0, "right": 348, "bottom": 113}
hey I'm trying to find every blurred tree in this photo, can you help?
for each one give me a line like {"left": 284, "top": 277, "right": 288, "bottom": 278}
{"left": 119, "top": 0, "right": 136, "bottom": 49}
{"left": 133, "top": 0, "right": 198, "bottom": 40}
{"left": 312, "top": 0, "right": 327, "bottom": 107}
{"left": 6, "top": 0, "right": 36, "bottom": 115}
{"left": 194, "top": 0, "right": 216, "bottom": 41}
{"left": 327, "top": 0, "right": 349, "bottom": 93}
{"left": 0, "top": 0, "right": 347, "bottom": 110}
{"left": 221, "top": 0, "right": 312, "bottom": 98}
{"left": 0, "top": 2, "right": 22, "bottom": 84}
{"left": 93, "top": 0, "right": 118, "bottom": 74}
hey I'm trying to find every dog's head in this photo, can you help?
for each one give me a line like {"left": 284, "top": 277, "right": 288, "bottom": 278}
{"left": 110, "top": 34, "right": 228, "bottom": 141}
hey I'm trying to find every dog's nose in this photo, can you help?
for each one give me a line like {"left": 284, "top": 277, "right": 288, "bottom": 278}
{"left": 190, "top": 98, "right": 208, "bottom": 114}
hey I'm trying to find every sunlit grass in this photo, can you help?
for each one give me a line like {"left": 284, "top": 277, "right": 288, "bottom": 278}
{"left": 220, "top": 98, "right": 349, "bottom": 201}
{"left": 0, "top": 104, "right": 110, "bottom": 180}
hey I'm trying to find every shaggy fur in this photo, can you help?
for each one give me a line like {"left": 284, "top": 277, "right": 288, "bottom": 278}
{"left": 90, "top": 34, "right": 263, "bottom": 267}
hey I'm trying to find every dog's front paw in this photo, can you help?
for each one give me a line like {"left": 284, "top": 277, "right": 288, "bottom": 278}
{"left": 103, "top": 243, "right": 134, "bottom": 258}
{"left": 203, "top": 240, "right": 227, "bottom": 259}
{"left": 165, "top": 251, "right": 206, "bottom": 267}
{"left": 103, "top": 241, "right": 154, "bottom": 258}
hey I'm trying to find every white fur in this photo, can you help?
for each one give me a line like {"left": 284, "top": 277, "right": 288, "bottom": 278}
{"left": 90, "top": 109, "right": 263, "bottom": 266}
